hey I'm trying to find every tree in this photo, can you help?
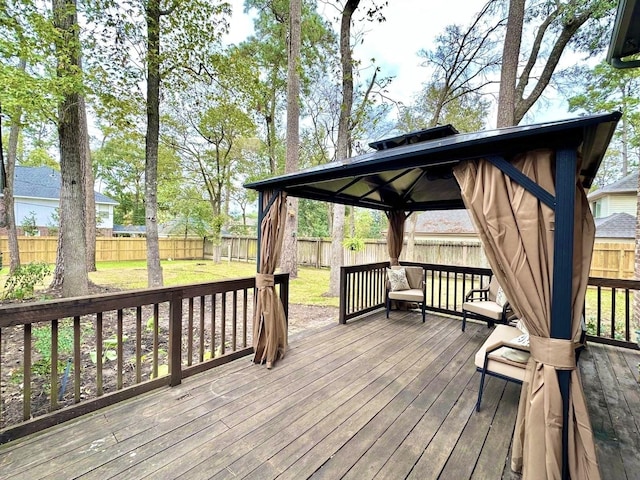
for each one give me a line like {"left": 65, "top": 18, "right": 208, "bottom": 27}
{"left": 93, "top": 134, "right": 147, "bottom": 225}
{"left": 328, "top": 0, "right": 388, "bottom": 296}
{"left": 568, "top": 62, "right": 640, "bottom": 177}
{"left": 327, "top": 0, "right": 360, "bottom": 296}
{"left": 87, "top": 0, "right": 231, "bottom": 286}
{"left": 50, "top": 0, "right": 89, "bottom": 297}
{"left": 497, "top": 0, "right": 616, "bottom": 127}
{"left": 0, "top": 1, "right": 59, "bottom": 272}
{"left": 414, "top": 2, "right": 502, "bottom": 129}
{"left": 281, "top": 0, "right": 302, "bottom": 278}
{"left": 164, "top": 94, "right": 256, "bottom": 261}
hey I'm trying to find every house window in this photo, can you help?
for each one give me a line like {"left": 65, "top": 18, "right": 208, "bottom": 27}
{"left": 96, "top": 205, "right": 110, "bottom": 222}
{"left": 593, "top": 201, "right": 601, "bottom": 218}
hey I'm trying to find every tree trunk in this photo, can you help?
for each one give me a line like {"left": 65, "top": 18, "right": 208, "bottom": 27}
{"left": 51, "top": 0, "right": 88, "bottom": 297}
{"left": 79, "top": 93, "right": 96, "bottom": 272}
{"left": 406, "top": 213, "right": 417, "bottom": 260}
{"left": 329, "top": 0, "right": 360, "bottom": 297}
{"left": 145, "top": 0, "right": 163, "bottom": 287}
{"left": 496, "top": 0, "right": 524, "bottom": 128}
{"left": 3, "top": 58, "right": 24, "bottom": 272}
{"left": 281, "top": 0, "right": 301, "bottom": 278}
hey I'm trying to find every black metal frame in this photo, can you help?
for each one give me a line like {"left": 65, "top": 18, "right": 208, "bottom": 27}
{"left": 476, "top": 342, "right": 528, "bottom": 412}
{"left": 461, "top": 281, "right": 515, "bottom": 332}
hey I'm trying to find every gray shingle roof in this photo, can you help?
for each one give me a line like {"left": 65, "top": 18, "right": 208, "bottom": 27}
{"left": 13, "top": 166, "right": 117, "bottom": 205}
{"left": 588, "top": 170, "right": 638, "bottom": 200}
{"left": 414, "top": 210, "right": 476, "bottom": 235}
{"left": 594, "top": 212, "right": 636, "bottom": 239}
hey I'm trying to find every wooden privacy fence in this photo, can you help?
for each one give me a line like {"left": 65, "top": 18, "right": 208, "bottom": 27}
{"left": 1, "top": 236, "right": 634, "bottom": 279}
{"left": 0, "top": 237, "right": 204, "bottom": 264}
{"left": 219, "top": 237, "right": 635, "bottom": 279}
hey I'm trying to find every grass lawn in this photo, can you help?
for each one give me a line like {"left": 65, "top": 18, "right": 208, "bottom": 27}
{"left": 0, "top": 260, "right": 338, "bottom": 307}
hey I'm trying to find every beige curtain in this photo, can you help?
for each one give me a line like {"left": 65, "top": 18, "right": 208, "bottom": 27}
{"left": 253, "top": 190, "right": 288, "bottom": 369}
{"left": 454, "top": 149, "right": 599, "bottom": 479}
{"left": 386, "top": 210, "right": 407, "bottom": 265}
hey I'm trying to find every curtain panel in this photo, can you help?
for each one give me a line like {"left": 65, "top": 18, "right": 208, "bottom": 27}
{"left": 253, "top": 190, "right": 288, "bottom": 369}
{"left": 454, "top": 149, "right": 599, "bottom": 479}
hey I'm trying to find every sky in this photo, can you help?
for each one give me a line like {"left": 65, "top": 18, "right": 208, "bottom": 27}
{"left": 222, "top": 0, "right": 591, "bottom": 129}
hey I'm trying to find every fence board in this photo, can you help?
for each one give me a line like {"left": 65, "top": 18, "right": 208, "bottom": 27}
{"left": 0, "top": 237, "right": 203, "bottom": 264}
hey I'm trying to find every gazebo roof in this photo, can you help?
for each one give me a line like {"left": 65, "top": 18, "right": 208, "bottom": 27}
{"left": 245, "top": 112, "right": 621, "bottom": 212}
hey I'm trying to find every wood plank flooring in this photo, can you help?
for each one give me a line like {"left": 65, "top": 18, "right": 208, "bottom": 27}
{"left": 1, "top": 311, "right": 638, "bottom": 480}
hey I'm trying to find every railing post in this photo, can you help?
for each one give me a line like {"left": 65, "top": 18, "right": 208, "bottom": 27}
{"left": 339, "top": 266, "right": 348, "bottom": 324}
{"left": 169, "top": 293, "right": 183, "bottom": 386}
{"left": 278, "top": 274, "right": 290, "bottom": 324}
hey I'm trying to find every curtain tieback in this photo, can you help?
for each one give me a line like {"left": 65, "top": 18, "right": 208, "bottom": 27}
{"left": 529, "top": 335, "right": 576, "bottom": 370}
{"left": 256, "top": 273, "right": 275, "bottom": 289}
{"left": 390, "top": 257, "right": 399, "bottom": 266}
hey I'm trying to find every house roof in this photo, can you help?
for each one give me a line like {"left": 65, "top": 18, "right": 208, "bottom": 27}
{"left": 414, "top": 210, "right": 476, "bottom": 235}
{"left": 594, "top": 212, "right": 636, "bottom": 239}
{"left": 607, "top": 0, "right": 640, "bottom": 68}
{"left": 13, "top": 166, "right": 118, "bottom": 205}
{"left": 245, "top": 112, "right": 621, "bottom": 212}
{"left": 113, "top": 225, "right": 146, "bottom": 235}
{"left": 587, "top": 170, "right": 638, "bottom": 201}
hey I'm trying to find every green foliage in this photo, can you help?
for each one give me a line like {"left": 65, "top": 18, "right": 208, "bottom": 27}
{"left": 89, "top": 335, "right": 127, "bottom": 364}
{"left": 343, "top": 237, "right": 365, "bottom": 252}
{"left": 32, "top": 322, "right": 75, "bottom": 377}
{"left": 33, "top": 323, "right": 75, "bottom": 359}
{"left": 146, "top": 317, "right": 156, "bottom": 332}
{"left": 298, "top": 199, "right": 329, "bottom": 237}
{"left": 21, "top": 211, "right": 39, "bottom": 236}
{"left": 3, "top": 262, "right": 51, "bottom": 300}
{"left": 568, "top": 60, "right": 640, "bottom": 184}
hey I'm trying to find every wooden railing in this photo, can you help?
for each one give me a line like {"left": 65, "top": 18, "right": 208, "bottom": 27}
{"left": 0, "top": 274, "right": 289, "bottom": 443}
{"left": 339, "top": 262, "right": 491, "bottom": 324}
{"left": 340, "top": 262, "right": 640, "bottom": 350}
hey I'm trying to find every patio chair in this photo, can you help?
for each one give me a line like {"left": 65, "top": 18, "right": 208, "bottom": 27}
{"left": 475, "top": 321, "right": 587, "bottom": 411}
{"left": 385, "top": 265, "right": 426, "bottom": 323}
{"left": 461, "top": 276, "right": 516, "bottom": 331}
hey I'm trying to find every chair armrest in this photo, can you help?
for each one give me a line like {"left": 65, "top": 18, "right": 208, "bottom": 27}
{"left": 465, "top": 287, "right": 489, "bottom": 302}
{"left": 485, "top": 340, "right": 530, "bottom": 357}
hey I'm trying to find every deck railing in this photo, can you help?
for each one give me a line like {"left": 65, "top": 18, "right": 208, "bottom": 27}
{"left": 0, "top": 274, "right": 289, "bottom": 443}
{"left": 340, "top": 262, "right": 640, "bottom": 350}
{"left": 339, "top": 262, "right": 491, "bottom": 324}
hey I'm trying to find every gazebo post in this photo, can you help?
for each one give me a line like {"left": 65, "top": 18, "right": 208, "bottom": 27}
{"left": 550, "top": 147, "right": 577, "bottom": 480}
{"left": 256, "top": 190, "right": 264, "bottom": 273}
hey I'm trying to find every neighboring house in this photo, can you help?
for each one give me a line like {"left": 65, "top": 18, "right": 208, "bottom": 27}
{"left": 593, "top": 212, "right": 636, "bottom": 243}
{"left": 112, "top": 225, "right": 146, "bottom": 237}
{"left": 588, "top": 170, "right": 637, "bottom": 219}
{"left": 0, "top": 166, "right": 118, "bottom": 236}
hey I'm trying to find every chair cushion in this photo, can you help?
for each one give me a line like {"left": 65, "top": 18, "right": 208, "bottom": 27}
{"left": 387, "top": 268, "right": 410, "bottom": 291}
{"left": 404, "top": 266, "right": 424, "bottom": 290}
{"left": 462, "top": 300, "right": 504, "bottom": 320}
{"left": 388, "top": 288, "right": 423, "bottom": 302}
{"left": 474, "top": 324, "right": 528, "bottom": 382}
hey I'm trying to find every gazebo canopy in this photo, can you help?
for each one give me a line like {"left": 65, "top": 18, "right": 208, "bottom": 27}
{"left": 245, "top": 111, "right": 622, "bottom": 479}
{"left": 245, "top": 112, "right": 621, "bottom": 212}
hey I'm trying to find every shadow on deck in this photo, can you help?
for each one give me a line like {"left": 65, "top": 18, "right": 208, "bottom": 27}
{"left": 1, "top": 311, "right": 638, "bottom": 479}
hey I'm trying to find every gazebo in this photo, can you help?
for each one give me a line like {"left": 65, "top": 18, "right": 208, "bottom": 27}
{"left": 246, "top": 111, "right": 622, "bottom": 479}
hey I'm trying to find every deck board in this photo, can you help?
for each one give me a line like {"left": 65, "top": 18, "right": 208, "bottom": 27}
{"left": 1, "top": 311, "right": 639, "bottom": 480}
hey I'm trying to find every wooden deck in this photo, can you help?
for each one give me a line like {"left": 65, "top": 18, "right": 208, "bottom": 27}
{"left": 1, "top": 311, "right": 639, "bottom": 479}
